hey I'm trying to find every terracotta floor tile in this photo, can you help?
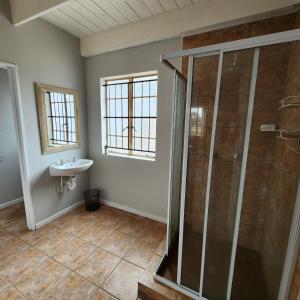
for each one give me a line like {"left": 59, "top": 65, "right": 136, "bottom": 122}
{"left": 0, "top": 277, "right": 7, "bottom": 289}
{"left": 0, "top": 204, "right": 25, "bottom": 227}
{"left": 76, "top": 248, "right": 120, "bottom": 287}
{"left": 144, "top": 221, "right": 166, "bottom": 248}
{"left": 62, "top": 214, "right": 95, "bottom": 236}
{"left": 93, "top": 289, "right": 117, "bottom": 300}
{"left": 35, "top": 229, "right": 74, "bottom": 256}
{"left": 16, "top": 258, "right": 70, "bottom": 299}
{"left": 0, "top": 237, "right": 29, "bottom": 261}
{"left": 103, "top": 260, "right": 143, "bottom": 300}
{"left": 100, "top": 230, "right": 136, "bottom": 258}
{"left": 93, "top": 212, "right": 123, "bottom": 228}
{"left": 44, "top": 271, "right": 98, "bottom": 300}
{"left": 145, "top": 255, "right": 163, "bottom": 273}
{"left": 18, "top": 224, "right": 57, "bottom": 246}
{"left": 125, "top": 239, "right": 157, "bottom": 268}
{"left": 0, "top": 248, "right": 47, "bottom": 285}
{"left": 117, "top": 215, "right": 151, "bottom": 238}
{"left": 0, "top": 203, "right": 169, "bottom": 300}
{"left": 0, "top": 285, "right": 25, "bottom": 299}
{"left": 53, "top": 212, "right": 76, "bottom": 229}
{"left": 54, "top": 238, "right": 96, "bottom": 270}
{"left": 77, "top": 223, "right": 115, "bottom": 247}
{"left": 97, "top": 206, "right": 121, "bottom": 217}
{"left": 0, "top": 228, "right": 13, "bottom": 241}
{"left": 155, "top": 235, "right": 167, "bottom": 256}
{"left": 3, "top": 217, "right": 27, "bottom": 235}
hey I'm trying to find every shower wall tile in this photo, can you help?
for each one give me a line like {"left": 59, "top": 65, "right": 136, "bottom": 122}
{"left": 247, "top": 130, "right": 277, "bottom": 161}
{"left": 183, "top": 14, "right": 295, "bottom": 51}
{"left": 251, "top": 92, "right": 281, "bottom": 125}
{"left": 217, "top": 94, "right": 248, "bottom": 128}
{"left": 250, "top": 14, "right": 296, "bottom": 36}
{"left": 261, "top": 11, "right": 300, "bottom": 299}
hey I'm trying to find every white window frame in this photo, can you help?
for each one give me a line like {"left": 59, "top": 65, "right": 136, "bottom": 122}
{"left": 100, "top": 71, "right": 158, "bottom": 161}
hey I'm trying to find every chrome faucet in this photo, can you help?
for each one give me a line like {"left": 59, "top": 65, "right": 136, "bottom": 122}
{"left": 72, "top": 156, "right": 76, "bottom": 162}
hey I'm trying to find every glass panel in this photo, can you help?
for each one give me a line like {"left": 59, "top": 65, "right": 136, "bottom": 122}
{"left": 180, "top": 54, "right": 220, "bottom": 291}
{"left": 231, "top": 41, "right": 300, "bottom": 300}
{"left": 202, "top": 49, "right": 255, "bottom": 299}
{"left": 157, "top": 70, "right": 187, "bottom": 284}
{"left": 168, "top": 73, "right": 187, "bottom": 248}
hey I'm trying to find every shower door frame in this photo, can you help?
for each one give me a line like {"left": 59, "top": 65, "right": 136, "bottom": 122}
{"left": 156, "top": 28, "right": 300, "bottom": 300}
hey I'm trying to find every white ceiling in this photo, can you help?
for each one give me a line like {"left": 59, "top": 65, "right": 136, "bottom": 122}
{"left": 42, "top": 0, "right": 201, "bottom": 38}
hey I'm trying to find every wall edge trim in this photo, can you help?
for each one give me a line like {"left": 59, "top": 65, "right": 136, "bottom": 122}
{"left": 0, "top": 197, "right": 23, "bottom": 209}
{"left": 35, "top": 200, "right": 84, "bottom": 229}
{"left": 35, "top": 198, "right": 167, "bottom": 230}
{"left": 101, "top": 199, "right": 167, "bottom": 224}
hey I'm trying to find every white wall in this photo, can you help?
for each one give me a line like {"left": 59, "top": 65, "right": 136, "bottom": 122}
{"left": 85, "top": 38, "right": 182, "bottom": 221}
{"left": 0, "top": 68, "right": 23, "bottom": 205}
{"left": 0, "top": 1, "right": 89, "bottom": 224}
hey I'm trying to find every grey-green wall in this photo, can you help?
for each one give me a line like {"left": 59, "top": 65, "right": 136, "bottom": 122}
{"left": 0, "top": 0, "right": 181, "bottom": 224}
{"left": 0, "top": 68, "right": 23, "bottom": 205}
{"left": 0, "top": 0, "right": 89, "bottom": 224}
{"left": 85, "top": 38, "right": 182, "bottom": 221}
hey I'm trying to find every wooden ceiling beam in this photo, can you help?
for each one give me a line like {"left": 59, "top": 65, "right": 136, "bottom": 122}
{"left": 9, "top": 0, "right": 71, "bottom": 26}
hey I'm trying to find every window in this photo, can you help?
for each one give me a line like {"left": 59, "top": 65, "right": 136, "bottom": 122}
{"left": 46, "top": 91, "right": 77, "bottom": 145}
{"left": 101, "top": 72, "right": 158, "bottom": 160}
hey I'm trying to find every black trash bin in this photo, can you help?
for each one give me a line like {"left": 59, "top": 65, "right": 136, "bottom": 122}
{"left": 84, "top": 189, "right": 100, "bottom": 211}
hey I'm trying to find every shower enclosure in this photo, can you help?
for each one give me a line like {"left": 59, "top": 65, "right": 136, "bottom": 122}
{"left": 156, "top": 30, "right": 300, "bottom": 300}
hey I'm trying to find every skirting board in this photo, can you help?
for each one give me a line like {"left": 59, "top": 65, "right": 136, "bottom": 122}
{"left": 35, "top": 200, "right": 84, "bottom": 229}
{"left": 101, "top": 199, "right": 167, "bottom": 224}
{"left": 35, "top": 198, "right": 167, "bottom": 230}
{"left": 0, "top": 197, "right": 23, "bottom": 209}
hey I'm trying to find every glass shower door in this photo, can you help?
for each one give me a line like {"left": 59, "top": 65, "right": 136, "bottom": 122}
{"left": 168, "top": 71, "right": 186, "bottom": 250}
{"left": 202, "top": 48, "right": 257, "bottom": 300}
{"left": 178, "top": 48, "right": 259, "bottom": 299}
{"left": 179, "top": 54, "right": 219, "bottom": 292}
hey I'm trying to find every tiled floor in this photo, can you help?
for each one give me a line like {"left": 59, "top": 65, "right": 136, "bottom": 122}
{"left": 0, "top": 203, "right": 167, "bottom": 300}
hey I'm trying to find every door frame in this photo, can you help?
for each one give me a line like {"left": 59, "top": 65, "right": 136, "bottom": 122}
{"left": 0, "top": 61, "right": 35, "bottom": 230}
{"left": 159, "top": 28, "right": 300, "bottom": 300}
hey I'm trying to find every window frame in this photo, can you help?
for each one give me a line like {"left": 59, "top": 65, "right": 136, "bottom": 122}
{"left": 35, "top": 83, "right": 81, "bottom": 155}
{"left": 100, "top": 71, "right": 158, "bottom": 161}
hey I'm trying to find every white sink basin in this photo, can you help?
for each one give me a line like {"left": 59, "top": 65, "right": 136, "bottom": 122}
{"left": 49, "top": 159, "right": 93, "bottom": 177}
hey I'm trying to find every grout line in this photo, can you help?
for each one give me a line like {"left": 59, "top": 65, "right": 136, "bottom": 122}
{"left": 17, "top": 232, "right": 122, "bottom": 300}
{"left": 0, "top": 204, "right": 166, "bottom": 300}
{"left": 0, "top": 274, "right": 27, "bottom": 299}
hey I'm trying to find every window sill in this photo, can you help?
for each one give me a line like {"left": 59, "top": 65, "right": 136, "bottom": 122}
{"left": 105, "top": 152, "right": 155, "bottom": 162}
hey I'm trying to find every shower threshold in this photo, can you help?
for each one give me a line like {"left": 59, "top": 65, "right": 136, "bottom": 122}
{"left": 156, "top": 237, "right": 269, "bottom": 300}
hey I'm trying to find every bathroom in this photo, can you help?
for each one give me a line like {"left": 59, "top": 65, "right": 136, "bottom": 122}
{"left": 0, "top": 0, "right": 299, "bottom": 299}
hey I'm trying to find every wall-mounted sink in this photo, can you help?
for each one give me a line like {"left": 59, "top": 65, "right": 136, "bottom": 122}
{"left": 49, "top": 159, "right": 93, "bottom": 177}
